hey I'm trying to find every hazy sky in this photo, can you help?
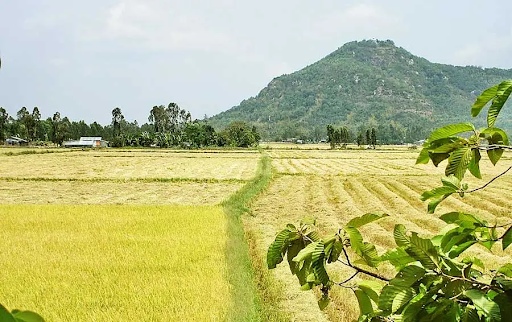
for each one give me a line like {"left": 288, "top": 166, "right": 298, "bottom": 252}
{"left": 1, "top": 0, "right": 511, "bottom": 125}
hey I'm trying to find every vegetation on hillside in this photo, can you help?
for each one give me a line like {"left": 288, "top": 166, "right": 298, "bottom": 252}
{"left": 210, "top": 40, "right": 512, "bottom": 142}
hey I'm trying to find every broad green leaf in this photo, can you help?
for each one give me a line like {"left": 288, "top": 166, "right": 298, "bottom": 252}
{"left": 300, "top": 217, "right": 316, "bottom": 226}
{"left": 498, "top": 263, "right": 512, "bottom": 277}
{"left": 11, "top": 310, "right": 45, "bottom": 322}
{"left": 307, "top": 231, "right": 321, "bottom": 242}
{"left": 393, "top": 225, "right": 410, "bottom": 247}
{"left": 481, "top": 126, "right": 510, "bottom": 145}
{"left": 392, "top": 288, "right": 415, "bottom": 313}
{"left": 390, "top": 265, "right": 425, "bottom": 287}
{"left": 292, "top": 242, "right": 318, "bottom": 263}
{"left": 287, "top": 239, "right": 306, "bottom": 274}
{"left": 448, "top": 240, "right": 477, "bottom": 258}
{"left": 380, "top": 248, "right": 415, "bottom": 269}
{"left": 345, "top": 213, "right": 389, "bottom": 229}
{"left": 472, "top": 84, "right": 498, "bottom": 117}
{"left": 0, "top": 304, "right": 16, "bottom": 322}
{"left": 420, "top": 186, "right": 458, "bottom": 201}
{"left": 358, "top": 242, "right": 380, "bottom": 267}
{"left": 354, "top": 289, "right": 374, "bottom": 315}
{"left": 445, "top": 146, "right": 472, "bottom": 180}
{"left": 428, "top": 152, "right": 450, "bottom": 167}
{"left": 318, "top": 295, "right": 330, "bottom": 310}
{"left": 487, "top": 80, "right": 512, "bottom": 127}
{"left": 345, "top": 227, "right": 364, "bottom": 252}
{"left": 407, "top": 233, "right": 438, "bottom": 270}
{"left": 462, "top": 256, "right": 485, "bottom": 269}
{"left": 441, "top": 175, "right": 460, "bottom": 190}
{"left": 415, "top": 148, "right": 430, "bottom": 164}
{"left": 502, "top": 225, "right": 512, "bottom": 250}
{"left": 494, "top": 293, "right": 512, "bottom": 322}
{"left": 464, "top": 289, "right": 501, "bottom": 320}
{"left": 428, "top": 123, "right": 475, "bottom": 142}
{"left": 487, "top": 147, "right": 504, "bottom": 166}
{"left": 325, "top": 238, "right": 343, "bottom": 263}
{"left": 461, "top": 307, "right": 480, "bottom": 322}
{"left": 468, "top": 149, "right": 482, "bottom": 179}
{"left": 358, "top": 281, "right": 382, "bottom": 303}
{"left": 444, "top": 280, "right": 472, "bottom": 298}
{"left": 267, "top": 228, "right": 292, "bottom": 269}
{"left": 311, "top": 241, "right": 329, "bottom": 285}
{"left": 439, "top": 212, "right": 483, "bottom": 228}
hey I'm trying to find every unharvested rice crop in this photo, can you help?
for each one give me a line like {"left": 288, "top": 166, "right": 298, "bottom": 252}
{"left": 0, "top": 205, "right": 233, "bottom": 322}
{"left": 246, "top": 149, "right": 512, "bottom": 321}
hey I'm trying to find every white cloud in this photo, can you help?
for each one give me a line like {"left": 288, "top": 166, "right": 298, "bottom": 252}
{"left": 305, "top": 3, "right": 403, "bottom": 40}
{"left": 453, "top": 29, "right": 512, "bottom": 67}
{"left": 85, "top": 0, "right": 236, "bottom": 53}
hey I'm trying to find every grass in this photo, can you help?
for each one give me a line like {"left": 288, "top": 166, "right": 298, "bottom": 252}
{"left": 0, "top": 204, "right": 232, "bottom": 322}
{"left": 222, "top": 154, "right": 290, "bottom": 321}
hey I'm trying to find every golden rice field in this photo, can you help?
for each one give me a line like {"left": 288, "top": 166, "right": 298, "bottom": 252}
{"left": 0, "top": 205, "right": 232, "bottom": 321}
{"left": 245, "top": 147, "right": 512, "bottom": 321}
{"left": 0, "top": 148, "right": 261, "bottom": 321}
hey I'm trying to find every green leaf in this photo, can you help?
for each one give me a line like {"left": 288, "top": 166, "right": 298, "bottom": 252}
{"left": 428, "top": 152, "right": 451, "bottom": 167}
{"left": 502, "top": 226, "right": 512, "bottom": 250}
{"left": 439, "top": 212, "right": 483, "bottom": 228}
{"left": 441, "top": 175, "right": 461, "bottom": 190}
{"left": 355, "top": 289, "right": 374, "bottom": 316}
{"left": 358, "top": 281, "right": 382, "bottom": 304}
{"left": 392, "top": 287, "right": 415, "bottom": 314}
{"left": 448, "top": 240, "right": 477, "bottom": 258}
{"left": 416, "top": 147, "right": 430, "bottom": 164}
{"left": 293, "top": 242, "right": 318, "bottom": 263}
{"left": 345, "top": 226, "right": 364, "bottom": 252}
{"left": 311, "top": 241, "right": 329, "bottom": 286}
{"left": 318, "top": 294, "right": 330, "bottom": 310}
{"left": 472, "top": 84, "right": 498, "bottom": 117}
{"left": 393, "top": 225, "right": 410, "bottom": 247}
{"left": 380, "top": 248, "right": 415, "bottom": 269}
{"left": 462, "top": 256, "right": 485, "bottom": 270}
{"left": 390, "top": 265, "right": 425, "bottom": 288}
{"left": 406, "top": 233, "right": 438, "bottom": 270}
{"left": 345, "top": 213, "right": 389, "bottom": 229}
{"left": 420, "top": 186, "right": 457, "bottom": 201}
{"left": 0, "top": 305, "right": 16, "bottom": 322}
{"left": 287, "top": 239, "right": 306, "bottom": 274}
{"left": 428, "top": 123, "right": 475, "bottom": 142}
{"left": 461, "top": 307, "right": 480, "bottom": 322}
{"left": 498, "top": 263, "right": 512, "bottom": 277}
{"left": 445, "top": 147, "right": 472, "bottom": 180}
{"left": 494, "top": 293, "right": 512, "bottom": 322}
{"left": 444, "top": 280, "right": 472, "bottom": 298}
{"left": 267, "top": 228, "right": 292, "bottom": 269}
{"left": 464, "top": 289, "right": 501, "bottom": 320}
{"left": 487, "top": 80, "right": 512, "bottom": 127}
{"left": 468, "top": 149, "right": 482, "bottom": 179}
{"left": 11, "top": 310, "right": 45, "bottom": 322}
{"left": 326, "top": 239, "right": 343, "bottom": 263}
{"left": 358, "top": 242, "right": 380, "bottom": 267}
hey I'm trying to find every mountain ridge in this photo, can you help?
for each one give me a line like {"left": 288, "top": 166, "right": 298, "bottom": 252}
{"left": 209, "top": 39, "right": 512, "bottom": 143}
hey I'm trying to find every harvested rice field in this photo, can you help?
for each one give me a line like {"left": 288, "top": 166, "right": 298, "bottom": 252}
{"left": 245, "top": 147, "right": 512, "bottom": 321}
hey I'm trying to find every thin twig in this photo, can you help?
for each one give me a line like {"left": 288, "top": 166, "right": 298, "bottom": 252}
{"left": 467, "top": 165, "right": 512, "bottom": 193}
{"left": 337, "top": 271, "right": 359, "bottom": 286}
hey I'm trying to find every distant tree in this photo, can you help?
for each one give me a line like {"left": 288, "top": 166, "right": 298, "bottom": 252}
{"left": 0, "top": 107, "right": 8, "bottom": 142}
{"left": 356, "top": 133, "right": 364, "bottom": 146}
{"left": 111, "top": 107, "right": 124, "bottom": 138}
{"left": 148, "top": 105, "right": 167, "bottom": 133}
{"left": 16, "top": 107, "right": 30, "bottom": 139}
{"left": 365, "top": 129, "right": 371, "bottom": 147}
{"left": 220, "top": 121, "right": 260, "bottom": 147}
{"left": 27, "top": 107, "right": 41, "bottom": 141}
{"left": 51, "top": 112, "right": 69, "bottom": 146}
{"left": 370, "top": 128, "right": 377, "bottom": 149}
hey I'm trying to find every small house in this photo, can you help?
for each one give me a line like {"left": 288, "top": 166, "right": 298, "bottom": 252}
{"left": 63, "top": 137, "right": 108, "bottom": 148}
{"left": 5, "top": 136, "right": 29, "bottom": 146}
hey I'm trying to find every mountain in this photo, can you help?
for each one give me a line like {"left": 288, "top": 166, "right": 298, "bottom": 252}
{"left": 208, "top": 40, "right": 512, "bottom": 143}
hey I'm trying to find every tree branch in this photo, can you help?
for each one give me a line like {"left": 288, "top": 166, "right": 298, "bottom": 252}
{"left": 467, "top": 165, "right": 512, "bottom": 193}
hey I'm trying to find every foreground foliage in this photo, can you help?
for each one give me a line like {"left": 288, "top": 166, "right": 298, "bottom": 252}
{"left": 268, "top": 80, "right": 512, "bottom": 321}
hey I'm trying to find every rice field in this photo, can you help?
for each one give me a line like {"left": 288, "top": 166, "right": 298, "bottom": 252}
{"left": 244, "top": 147, "right": 512, "bottom": 321}
{"left": 0, "top": 148, "right": 262, "bottom": 321}
{"left": 4, "top": 145, "right": 512, "bottom": 321}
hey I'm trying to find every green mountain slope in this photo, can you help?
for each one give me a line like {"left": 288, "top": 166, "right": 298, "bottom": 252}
{"left": 209, "top": 40, "right": 512, "bottom": 143}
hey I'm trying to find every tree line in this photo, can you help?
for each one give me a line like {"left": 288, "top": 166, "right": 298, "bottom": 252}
{"left": 0, "top": 103, "right": 260, "bottom": 148}
{"left": 327, "top": 124, "right": 377, "bottom": 149}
